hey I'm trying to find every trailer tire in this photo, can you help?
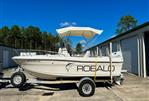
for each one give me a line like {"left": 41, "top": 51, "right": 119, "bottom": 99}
{"left": 11, "top": 72, "right": 26, "bottom": 88}
{"left": 78, "top": 79, "right": 95, "bottom": 97}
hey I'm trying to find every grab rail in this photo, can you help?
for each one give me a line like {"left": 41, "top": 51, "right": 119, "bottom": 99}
{"left": 13, "top": 49, "right": 66, "bottom": 57}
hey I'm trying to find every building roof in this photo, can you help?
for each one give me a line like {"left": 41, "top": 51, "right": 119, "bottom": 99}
{"left": 87, "top": 21, "right": 149, "bottom": 50}
{"left": 0, "top": 43, "right": 17, "bottom": 49}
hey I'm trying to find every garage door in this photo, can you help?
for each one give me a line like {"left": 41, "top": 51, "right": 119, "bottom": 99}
{"left": 3, "top": 50, "right": 9, "bottom": 68}
{"left": 121, "top": 36, "right": 138, "bottom": 74}
{"left": 144, "top": 32, "right": 149, "bottom": 76}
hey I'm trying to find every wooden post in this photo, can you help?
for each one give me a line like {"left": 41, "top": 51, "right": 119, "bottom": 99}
{"left": 109, "top": 42, "right": 113, "bottom": 83}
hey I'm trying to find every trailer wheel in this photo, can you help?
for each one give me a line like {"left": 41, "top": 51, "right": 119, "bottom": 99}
{"left": 78, "top": 78, "right": 95, "bottom": 97}
{"left": 11, "top": 72, "right": 26, "bottom": 88}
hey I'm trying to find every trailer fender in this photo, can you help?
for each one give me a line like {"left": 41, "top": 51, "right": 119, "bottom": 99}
{"left": 76, "top": 77, "right": 95, "bottom": 88}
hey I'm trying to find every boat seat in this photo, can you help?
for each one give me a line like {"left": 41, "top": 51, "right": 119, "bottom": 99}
{"left": 58, "top": 48, "right": 70, "bottom": 57}
{"left": 84, "top": 51, "right": 90, "bottom": 57}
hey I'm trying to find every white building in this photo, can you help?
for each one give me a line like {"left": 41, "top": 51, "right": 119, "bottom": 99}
{"left": 87, "top": 22, "right": 149, "bottom": 77}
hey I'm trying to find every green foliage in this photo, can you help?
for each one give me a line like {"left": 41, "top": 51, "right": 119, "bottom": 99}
{"left": 0, "top": 26, "right": 10, "bottom": 44}
{"left": 76, "top": 43, "right": 82, "bottom": 54}
{"left": 116, "top": 15, "right": 137, "bottom": 34}
{"left": 0, "top": 25, "right": 62, "bottom": 51}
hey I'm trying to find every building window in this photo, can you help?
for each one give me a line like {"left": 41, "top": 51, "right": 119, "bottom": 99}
{"left": 112, "top": 41, "right": 120, "bottom": 52}
{"left": 101, "top": 45, "right": 108, "bottom": 56}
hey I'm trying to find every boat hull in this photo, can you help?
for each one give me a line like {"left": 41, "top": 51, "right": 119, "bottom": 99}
{"left": 13, "top": 56, "right": 123, "bottom": 80}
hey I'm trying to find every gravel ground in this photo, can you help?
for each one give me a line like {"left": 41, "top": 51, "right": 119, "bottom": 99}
{"left": 0, "top": 69, "right": 149, "bottom": 101}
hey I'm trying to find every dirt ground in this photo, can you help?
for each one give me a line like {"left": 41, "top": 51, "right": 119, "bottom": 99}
{"left": 0, "top": 70, "right": 149, "bottom": 101}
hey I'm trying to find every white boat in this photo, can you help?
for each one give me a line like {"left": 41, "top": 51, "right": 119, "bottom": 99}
{"left": 12, "top": 51, "right": 123, "bottom": 80}
{"left": 11, "top": 26, "right": 123, "bottom": 96}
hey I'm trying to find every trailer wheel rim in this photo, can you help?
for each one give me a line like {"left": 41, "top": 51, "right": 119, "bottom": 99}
{"left": 82, "top": 83, "right": 92, "bottom": 95}
{"left": 13, "top": 75, "right": 22, "bottom": 85}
